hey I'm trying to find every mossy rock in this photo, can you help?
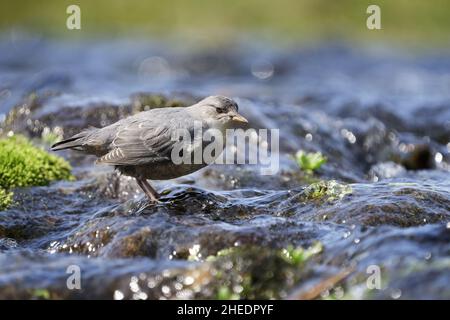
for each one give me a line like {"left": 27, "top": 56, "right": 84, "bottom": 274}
{"left": 0, "top": 135, "right": 74, "bottom": 209}
{"left": 131, "top": 93, "right": 192, "bottom": 112}
{"left": 206, "top": 244, "right": 322, "bottom": 299}
{"left": 301, "top": 180, "right": 352, "bottom": 202}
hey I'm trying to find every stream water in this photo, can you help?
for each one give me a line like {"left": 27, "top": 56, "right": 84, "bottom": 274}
{"left": 0, "top": 35, "right": 449, "bottom": 299}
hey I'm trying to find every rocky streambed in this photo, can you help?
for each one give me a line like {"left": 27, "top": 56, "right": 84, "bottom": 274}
{"left": 0, "top": 37, "right": 449, "bottom": 299}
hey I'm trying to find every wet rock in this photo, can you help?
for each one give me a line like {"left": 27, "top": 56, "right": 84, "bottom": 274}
{"left": 287, "top": 176, "right": 450, "bottom": 227}
{"left": 0, "top": 238, "right": 18, "bottom": 251}
{"left": 0, "top": 251, "right": 202, "bottom": 299}
{"left": 131, "top": 92, "right": 195, "bottom": 111}
{"left": 0, "top": 243, "right": 322, "bottom": 300}
{"left": 48, "top": 185, "right": 321, "bottom": 259}
{"left": 2, "top": 92, "right": 194, "bottom": 142}
{"left": 335, "top": 101, "right": 450, "bottom": 147}
{"left": 202, "top": 245, "right": 321, "bottom": 299}
{"left": 317, "top": 223, "right": 450, "bottom": 300}
{"left": 0, "top": 178, "right": 116, "bottom": 242}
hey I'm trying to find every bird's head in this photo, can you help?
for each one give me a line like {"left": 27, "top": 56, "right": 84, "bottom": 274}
{"left": 189, "top": 95, "right": 248, "bottom": 129}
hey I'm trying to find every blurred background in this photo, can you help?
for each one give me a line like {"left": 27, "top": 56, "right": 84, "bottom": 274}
{"left": 1, "top": 0, "right": 450, "bottom": 46}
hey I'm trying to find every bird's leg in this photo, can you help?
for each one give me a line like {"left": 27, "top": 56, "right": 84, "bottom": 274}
{"left": 136, "top": 178, "right": 160, "bottom": 202}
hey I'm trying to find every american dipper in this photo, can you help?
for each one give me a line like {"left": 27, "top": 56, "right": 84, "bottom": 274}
{"left": 51, "top": 96, "right": 248, "bottom": 202}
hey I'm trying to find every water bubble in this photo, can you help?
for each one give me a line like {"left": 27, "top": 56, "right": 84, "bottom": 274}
{"left": 233, "top": 285, "right": 243, "bottom": 294}
{"left": 434, "top": 152, "right": 443, "bottom": 163}
{"left": 161, "top": 285, "right": 171, "bottom": 295}
{"left": 138, "top": 56, "right": 172, "bottom": 78}
{"left": 354, "top": 238, "right": 360, "bottom": 244}
{"left": 390, "top": 288, "right": 402, "bottom": 299}
{"left": 184, "top": 276, "right": 195, "bottom": 286}
{"left": 188, "top": 244, "right": 201, "bottom": 261}
{"left": 113, "top": 290, "right": 124, "bottom": 300}
{"left": 305, "top": 133, "right": 313, "bottom": 141}
{"left": 341, "top": 129, "right": 356, "bottom": 144}
{"left": 224, "top": 261, "right": 234, "bottom": 270}
{"left": 133, "top": 292, "right": 148, "bottom": 300}
{"left": 174, "top": 282, "right": 183, "bottom": 291}
{"left": 251, "top": 60, "right": 274, "bottom": 80}
{"left": 130, "top": 279, "right": 140, "bottom": 293}
{"left": 176, "top": 289, "right": 193, "bottom": 299}
{"left": 320, "top": 289, "right": 330, "bottom": 298}
{"left": 333, "top": 286, "right": 345, "bottom": 299}
{"left": 147, "top": 278, "right": 157, "bottom": 288}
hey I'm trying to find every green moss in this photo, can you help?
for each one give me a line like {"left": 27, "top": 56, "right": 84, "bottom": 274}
{"left": 217, "top": 286, "right": 240, "bottom": 300}
{"left": 301, "top": 180, "right": 352, "bottom": 202}
{"left": 0, "top": 188, "right": 13, "bottom": 210}
{"left": 295, "top": 150, "right": 327, "bottom": 174}
{"left": 31, "top": 289, "right": 51, "bottom": 300}
{"left": 0, "top": 135, "right": 74, "bottom": 209}
{"left": 280, "top": 242, "right": 322, "bottom": 266}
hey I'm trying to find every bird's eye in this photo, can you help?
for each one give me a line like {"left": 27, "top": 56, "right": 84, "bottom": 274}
{"left": 216, "top": 108, "right": 226, "bottom": 114}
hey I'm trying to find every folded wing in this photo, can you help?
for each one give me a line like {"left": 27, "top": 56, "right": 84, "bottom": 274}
{"left": 97, "top": 119, "right": 176, "bottom": 166}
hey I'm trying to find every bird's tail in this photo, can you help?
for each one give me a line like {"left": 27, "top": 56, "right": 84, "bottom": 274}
{"left": 51, "top": 127, "right": 97, "bottom": 151}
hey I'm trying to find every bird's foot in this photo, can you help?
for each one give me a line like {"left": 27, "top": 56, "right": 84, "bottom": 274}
{"left": 136, "top": 178, "right": 160, "bottom": 204}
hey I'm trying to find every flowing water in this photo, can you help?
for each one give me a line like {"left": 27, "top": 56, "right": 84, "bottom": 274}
{"left": 0, "top": 35, "right": 449, "bottom": 299}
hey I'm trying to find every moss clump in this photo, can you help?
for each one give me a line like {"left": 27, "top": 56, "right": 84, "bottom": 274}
{"left": 0, "top": 188, "right": 13, "bottom": 210}
{"left": 30, "top": 289, "right": 51, "bottom": 300}
{"left": 0, "top": 135, "right": 74, "bottom": 209}
{"left": 295, "top": 150, "right": 327, "bottom": 173}
{"left": 301, "top": 180, "right": 352, "bottom": 202}
{"left": 280, "top": 242, "right": 322, "bottom": 266}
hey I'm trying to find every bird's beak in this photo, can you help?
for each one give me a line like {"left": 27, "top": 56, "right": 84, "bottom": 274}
{"left": 231, "top": 113, "right": 248, "bottom": 124}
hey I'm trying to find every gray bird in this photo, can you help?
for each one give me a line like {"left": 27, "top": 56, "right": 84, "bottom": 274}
{"left": 51, "top": 95, "right": 248, "bottom": 202}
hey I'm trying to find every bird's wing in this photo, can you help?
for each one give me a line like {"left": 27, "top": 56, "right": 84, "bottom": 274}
{"left": 96, "top": 110, "right": 192, "bottom": 166}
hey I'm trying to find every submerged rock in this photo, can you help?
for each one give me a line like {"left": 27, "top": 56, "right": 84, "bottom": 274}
{"left": 282, "top": 175, "right": 450, "bottom": 227}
